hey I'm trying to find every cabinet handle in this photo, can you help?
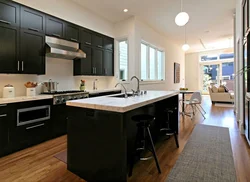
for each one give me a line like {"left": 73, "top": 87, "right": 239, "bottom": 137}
{"left": 85, "top": 42, "right": 91, "bottom": 45}
{"left": 26, "top": 123, "right": 45, "bottom": 130}
{"left": 0, "top": 114, "right": 7, "bottom": 118}
{"left": 17, "top": 61, "right": 20, "bottom": 71}
{"left": 22, "top": 61, "right": 24, "bottom": 71}
{"left": 92, "top": 67, "right": 95, "bottom": 74}
{"left": 70, "top": 38, "right": 78, "bottom": 42}
{"left": 0, "top": 20, "right": 11, "bottom": 25}
{"left": 95, "top": 67, "right": 97, "bottom": 74}
{"left": 52, "top": 34, "right": 61, "bottom": 38}
{"left": 97, "top": 45, "right": 103, "bottom": 48}
{"left": 0, "top": 104, "right": 7, "bottom": 107}
{"left": 28, "top": 27, "right": 39, "bottom": 32}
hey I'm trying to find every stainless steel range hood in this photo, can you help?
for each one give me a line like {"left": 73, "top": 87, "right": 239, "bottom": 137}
{"left": 45, "top": 36, "right": 86, "bottom": 60}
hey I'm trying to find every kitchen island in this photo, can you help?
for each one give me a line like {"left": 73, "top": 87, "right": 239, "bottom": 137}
{"left": 66, "top": 91, "right": 179, "bottom": 182}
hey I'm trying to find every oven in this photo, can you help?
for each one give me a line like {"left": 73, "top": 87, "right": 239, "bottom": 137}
{"left": 17, "top": 105, "right": 50, "bottom": 127}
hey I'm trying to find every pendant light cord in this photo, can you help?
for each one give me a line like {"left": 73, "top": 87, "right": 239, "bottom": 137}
{"left": 181, "top": 0, "right": 183, "bottom": 12}
{"left": 185, "top": 25, "right": 186, "bottom": 44}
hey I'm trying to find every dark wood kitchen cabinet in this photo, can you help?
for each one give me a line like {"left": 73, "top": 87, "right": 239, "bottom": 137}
{"left": 80, "top": 29, "right": 92, "bottom": 46}
{"left": 20, "top": 30, "right": 45, "bottom": 74}
{"left": 46, "top": 15, "right": 64, "bottom": 38}
{"left": 0, "top": 0, "right": 20, "bottom": 27}
{"left": 92, "top": 34, "right": 103, "bottom": 49}
{"left": 103, "top": 51, "right": 114, "bottom": 76}
{"left": 74, "top": 46, "right": 92, "bottom": 75}
{"left": 0, "top": 104, "right": 9, "bottom": 157}
{"left": 92, "top": 48, "right": 103, "bottom": 75}
{"left": 20, "top": 6, "right": 45, "bottom": 34}
{"left": 104, "top": 37, "right": 114, "bottom": 51}
{"left": 0, "top": 25, "right": 19, "bottom": 73}
{"left": 65, "top": 23, "right": 80, "bottom": 42}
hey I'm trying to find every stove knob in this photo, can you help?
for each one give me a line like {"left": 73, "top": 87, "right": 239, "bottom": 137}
{"left": 55, "top": 98, "right": 61, "bottom": 104}
{"left": 73, "top": 96, "right": 77, "bottom": 100}
{"left": 62, "top": 98, "right": 66, "bottom": 103}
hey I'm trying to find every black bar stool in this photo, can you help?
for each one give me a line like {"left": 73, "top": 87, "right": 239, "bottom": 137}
{"left": 129, "top": 114, "right": 161, "bottom": 177}
{"left": 161, "top": 108, "right": 179, "bottom": 148}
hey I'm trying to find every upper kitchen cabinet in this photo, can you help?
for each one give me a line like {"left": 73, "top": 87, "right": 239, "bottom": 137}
{"left": 74, "top": 46, "right": 92, "bottom": 76}
{"left": 20, "top": 30, "right": 45, "bottom": 74}
{"left": 92, "top": 34, "right": 103, "bottom": 49}
{"left": 65, "top": 23, "right": 80, "bottom": 42}
{"left": 0, "top": 25, "right": 19, "bottom": 73}
{"left": 0, "top": 0, "right": 20, "bottom": 27}
{"left": 21, "top": 6, "right": 45, "bottom": 34}
{"left": 103, "top": 51, "right": 114, "bottom": 76}
{"left": 92, "top": 48, "right": 103, "bottom": 75}
{"left": 104, "top": 37, "right": 114, "bottom": 51}
{"left": 80, "top": 29, "right": 92, "bottom": 46}
{"left": 46, "top": 15, "right": 64, "bottom": 38}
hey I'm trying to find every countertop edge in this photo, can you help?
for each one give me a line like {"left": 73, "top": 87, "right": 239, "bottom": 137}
{"left": 66, "top": 91, "right": 179, "bottom": 113}
{"left": 0, "top": 95, "right": 53, "bottom": 105}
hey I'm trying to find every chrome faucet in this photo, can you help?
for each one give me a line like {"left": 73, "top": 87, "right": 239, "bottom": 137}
{"left": 93, "top": 79, "right": 98, "bottom": 90}
{"left": 131, "top": 76, "right": 140, "bottom": 95}
{"left": 115, "top": 83, "right": 128, "bottom": 98}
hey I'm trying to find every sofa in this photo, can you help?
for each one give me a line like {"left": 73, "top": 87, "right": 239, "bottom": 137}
{"left": 208, "top": 86, "right": 234, "bottom": 104}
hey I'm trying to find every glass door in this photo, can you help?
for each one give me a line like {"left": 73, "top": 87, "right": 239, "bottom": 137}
{"left": 201, "top": 64, "right": 220, "bottom": 94}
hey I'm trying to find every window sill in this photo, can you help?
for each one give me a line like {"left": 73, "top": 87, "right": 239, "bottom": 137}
{"left": 140, "top": 80, "right": 165, "bottom": 85}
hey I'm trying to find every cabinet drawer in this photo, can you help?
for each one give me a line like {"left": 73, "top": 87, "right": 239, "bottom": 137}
{"left": 0, "top": 0, "right": 20, "bottom": 27}
{"left": 0, "top": 104, "right": 8, "bottom": 115}
{"left": 21, "top": 6, "right": 45, "bottom": 33}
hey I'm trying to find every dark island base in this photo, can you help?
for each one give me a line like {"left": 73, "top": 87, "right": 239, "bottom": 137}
{"left": 67, "top": 95, "right": 179, "bottom": 182}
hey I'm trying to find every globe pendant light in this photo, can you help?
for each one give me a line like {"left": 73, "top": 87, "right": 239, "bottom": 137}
{"left": 182, "top": 26, "right": 190, "bottom": 51}
{"left": 175, "top": 0, "right": 189, "bottom": 26}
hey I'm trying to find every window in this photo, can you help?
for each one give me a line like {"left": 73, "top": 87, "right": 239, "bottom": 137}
{"left": 118, "top": 39, "right": 128, "bottom": 81}
{"left": 140, "top": 42, "right": 165, "bottom": 81}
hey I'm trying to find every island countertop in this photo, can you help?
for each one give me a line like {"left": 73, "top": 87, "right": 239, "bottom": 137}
{"left": 66, "top": 90, "right": 179, "bottom": 113}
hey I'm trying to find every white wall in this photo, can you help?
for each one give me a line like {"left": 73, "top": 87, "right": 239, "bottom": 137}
{"left": 112, "top": 17, "right": 185, "bottom": 92}
{"left": 235, "top": 0, "right": 244, "bottom": 134}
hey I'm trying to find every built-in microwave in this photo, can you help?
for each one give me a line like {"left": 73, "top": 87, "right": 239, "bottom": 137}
{"left": 17, "top": 105, "right": 50, "bottom": 127}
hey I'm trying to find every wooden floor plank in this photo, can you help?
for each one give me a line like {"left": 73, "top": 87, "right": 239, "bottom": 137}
{"left": 0, "top": 96, "right": 249, "bottom": 182}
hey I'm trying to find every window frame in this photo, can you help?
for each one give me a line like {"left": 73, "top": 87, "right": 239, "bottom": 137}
{"left": 117, "top": 38, "right": 129, "bottom": 82}
{"left": 140, "top": 41, "right": 165, "bottom": 83}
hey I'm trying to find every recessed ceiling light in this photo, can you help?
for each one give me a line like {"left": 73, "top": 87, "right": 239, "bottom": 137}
{"left": 123, "top": 9, "right": 128, "bottom": 12}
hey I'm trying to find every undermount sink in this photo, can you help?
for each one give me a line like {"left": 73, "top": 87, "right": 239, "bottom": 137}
{"left": 109, "top": 93, "right": 134, "bottom": 98}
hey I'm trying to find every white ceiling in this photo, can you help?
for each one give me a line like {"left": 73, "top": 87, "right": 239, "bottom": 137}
{"left": 71, "top": 0, "right": 236, "bottom": 53}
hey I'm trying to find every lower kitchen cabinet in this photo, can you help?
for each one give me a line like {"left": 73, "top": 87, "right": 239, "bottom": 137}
{"left": 51, "top": 104, "right": 68, "bottom": 138}
{"left": 0, "top": 104, "right": 9, "bottom": 157}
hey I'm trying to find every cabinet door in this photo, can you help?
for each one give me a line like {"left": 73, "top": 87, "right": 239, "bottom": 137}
{"left": 0, "top": 25, "right": 19, "bottom": 73}
{"left": 104, "top": 37, "right": 114, "bottom": 51}
{"left": 74, "top": 46, "right": 92, "bottom": 75}
{"left": 65, "top": 23, "right": 80, "bottom": 42}
{"left": 80, "top": 29, "right": 92, "bottom": 46}
{"left": 0, "top": 105, "right": 9, "bottom": 156}
{"left": 92, "top": 48, "right": 103, "bottom": 75}
{"left": 46, "top": 16, "right": 64, "bottom": 38}
{"left": 21, "top": 6, "right": 45, "bottom": 33}
{"left": 20, "top": 30, "right": 45, "bottom": 74}
{"left": 103, "top": 51, "right": 114, "bottom": 76}
{"left": 0, "top": 0, "right": 19, "bottom": 27}
{"left": 92, "top": 34, "right": 103, "bottom": 49}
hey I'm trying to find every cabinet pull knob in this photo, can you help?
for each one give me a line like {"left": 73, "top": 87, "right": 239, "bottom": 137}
{"left": 0, "top": 114, "right": 7, "bottom": 118}
{"left": 17, "top": 61, "right": 20, "bottom": 71}
{"left": 0, "top": 20, "right": 11, "bottom": 25}
{"left": 26, "top": 123, "right": 45, "bottom": 130}
{"left": 70, "top": 38, "right": 78, "bottom": 42}
{"left": 85, "top": 42, "right": 91, "bottom": 45}
{"left": 52, "top": 34, "right": 61, "bottom": 38}
{"left": 28, "top": 27, "right": 39, "bottom": 32}
{"left": 97, "top": 45, "right": 103, "bottom": 48}
{"left": 22, "top": 61, "right": 24, "bottom": 71}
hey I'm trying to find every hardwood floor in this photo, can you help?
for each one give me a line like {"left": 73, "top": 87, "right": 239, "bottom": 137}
{"left": 0, "top": 96, "right": 249, "bottom": 182}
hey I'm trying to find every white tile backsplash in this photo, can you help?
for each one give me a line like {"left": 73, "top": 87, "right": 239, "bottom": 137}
{"left": 0, "top": 57, "right": 116, "bottom": 97}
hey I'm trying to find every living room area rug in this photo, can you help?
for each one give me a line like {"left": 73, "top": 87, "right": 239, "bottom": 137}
{"left": 166, "top": 124, "right": 236, "bottom": 182}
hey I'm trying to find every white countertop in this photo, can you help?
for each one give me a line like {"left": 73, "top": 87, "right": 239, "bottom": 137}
{"left": 87, "top": 88, "right": 121, "bottom": 94}
{"left": 0, "top": 95, "right": 53, "bottom": 105}
{"left": 66, "top": 91, "right": 179, "bottom": 113}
